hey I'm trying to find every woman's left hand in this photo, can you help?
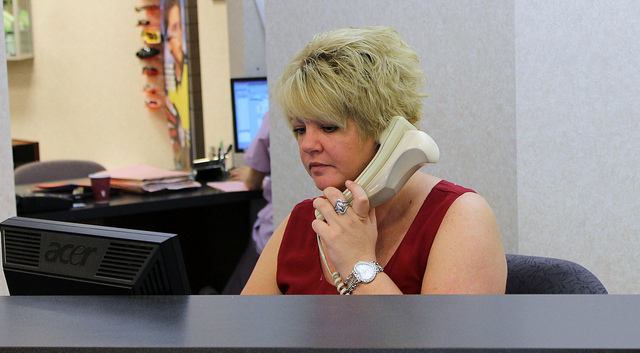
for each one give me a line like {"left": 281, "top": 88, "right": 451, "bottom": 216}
{"left": 312, "top": 180, "right": 378, "bottom": 276}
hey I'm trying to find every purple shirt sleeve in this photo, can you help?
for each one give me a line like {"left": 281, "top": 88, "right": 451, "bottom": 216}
{"left": 244, "top": 112, "right": 270, "bottom": 174}
{"left": 243, "top": 112, "right": 273, "bottom": 253}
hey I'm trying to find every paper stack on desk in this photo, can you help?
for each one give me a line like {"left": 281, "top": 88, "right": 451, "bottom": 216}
{"left": 206, "top": 180, "right": 249, "bottom": 192}
{"left": 95, "top": 164, "right": 201, "bottom": 193}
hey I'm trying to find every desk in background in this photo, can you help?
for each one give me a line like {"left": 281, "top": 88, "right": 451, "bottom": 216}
{"left": 0, "top": 294, "right": 638, "bottom": 351}
{"left": 14, "top": 183, "right": 266, "bottom": 294}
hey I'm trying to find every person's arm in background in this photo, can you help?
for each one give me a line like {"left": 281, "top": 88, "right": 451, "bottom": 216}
{"left": 230, "top": 166, "right": 266, "bottom": 190}
{"left": 233, "top": 112, "right": 270, "bottom": 191}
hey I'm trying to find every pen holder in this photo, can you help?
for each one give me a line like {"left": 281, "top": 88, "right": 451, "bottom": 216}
{"left": 193, "top": 158, "right": 227, "bottom": 182}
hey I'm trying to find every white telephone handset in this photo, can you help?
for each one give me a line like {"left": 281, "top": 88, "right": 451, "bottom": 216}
{"left": 315, "top": 116, "right": 440, "bottom": 220}
{"left": 315, "top": 116, "right": 440, "bottom": 294}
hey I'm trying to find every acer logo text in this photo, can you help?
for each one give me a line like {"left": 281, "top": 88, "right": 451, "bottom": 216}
{"left": 44, "top": 242, "right": 98, "bottom": 266}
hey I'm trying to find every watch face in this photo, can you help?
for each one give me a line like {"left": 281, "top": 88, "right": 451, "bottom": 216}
{"left": 354, "top": 262, "right": 377, "bottom": 283}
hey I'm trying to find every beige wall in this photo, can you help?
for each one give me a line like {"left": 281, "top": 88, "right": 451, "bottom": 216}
{"left": 7, "top": 0, "right": 232, "bottom": 171}
{"left": 197, "top": 0, "right": 234, "bottom": 166}
{"left": 226, "top": 0, "right": 266, "bottom": 79}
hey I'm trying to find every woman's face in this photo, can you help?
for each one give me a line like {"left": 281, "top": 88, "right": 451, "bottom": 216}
{"left": 166, "top": 5, "right": 184, "bottom": 65}
{"left": 292, "top": 118, "right": 378, "bottom": 191}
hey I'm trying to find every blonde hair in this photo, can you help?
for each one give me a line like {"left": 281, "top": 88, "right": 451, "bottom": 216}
{"left": 274, "top": 26, "right": 427, "bottom": 141}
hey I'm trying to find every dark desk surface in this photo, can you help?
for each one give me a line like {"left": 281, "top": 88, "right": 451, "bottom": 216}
{"left": 15, "top": 182, "right": 263, "bottom": 222}
{"left": 0, "top": 295, "right": 638, "bottom": 352}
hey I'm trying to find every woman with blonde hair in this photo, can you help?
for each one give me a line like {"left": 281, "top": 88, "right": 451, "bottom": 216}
{"left": 242, "top": 26, "right": 506, "bottom": 295}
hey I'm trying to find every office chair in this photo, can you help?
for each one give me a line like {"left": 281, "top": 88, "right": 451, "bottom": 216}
{"left": 14, "top": 160, "right": 106, "bottom": 185}
{"left": 505, "top": 254, "right": 608, "bottom": 294}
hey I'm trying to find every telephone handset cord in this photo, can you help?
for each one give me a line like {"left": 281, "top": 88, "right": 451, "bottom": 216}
{"left": 317, "top": 235, "right": 349, "bottom": 295}
{"left": 316, "top": 193, "right": 354, "bottom": 295}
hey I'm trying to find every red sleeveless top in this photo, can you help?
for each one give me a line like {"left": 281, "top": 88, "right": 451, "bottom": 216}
{"left": 276, "top": 180, "right": 475, "bottom": 294}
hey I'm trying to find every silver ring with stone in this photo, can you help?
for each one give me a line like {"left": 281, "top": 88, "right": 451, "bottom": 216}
{"left": 334, "top": 199, "right": 350, "bottom": 215}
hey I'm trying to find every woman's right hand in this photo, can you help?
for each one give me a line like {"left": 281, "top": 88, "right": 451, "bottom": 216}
{"left": 229, "top": 166, "right": 265, "bottom": 190}
{"left": 228, "top": 165, "right": 249, "bottom": 180}
{"left": 311, "top": 180, "right": 378, "bottom": 277}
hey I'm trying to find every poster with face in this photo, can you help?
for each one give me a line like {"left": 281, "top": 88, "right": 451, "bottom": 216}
{"left": 162, "top": 0, "right": 191, "bottom": 170}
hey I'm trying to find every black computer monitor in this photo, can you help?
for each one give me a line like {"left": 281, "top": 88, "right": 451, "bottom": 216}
{"left": 1, "top": 217, "right": 190, "bottom": 295}
{"left": 230, "top": 77, "right": 268, "bottom": 153}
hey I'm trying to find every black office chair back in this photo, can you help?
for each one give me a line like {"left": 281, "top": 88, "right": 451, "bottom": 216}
{"left": 14, "top": 160, "right": 106, "bottom": 185}
{"left": 505, "top": 254, "right": 608, "bottom": 294}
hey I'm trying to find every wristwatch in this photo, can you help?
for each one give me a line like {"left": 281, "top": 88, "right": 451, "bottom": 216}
{"left": 345, "top": 261, "right": 384, "bottom": 295}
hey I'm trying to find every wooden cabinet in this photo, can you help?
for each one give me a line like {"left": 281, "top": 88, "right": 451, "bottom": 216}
{"left": 11, "top": 139, "right": 39, "bottom": 168}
